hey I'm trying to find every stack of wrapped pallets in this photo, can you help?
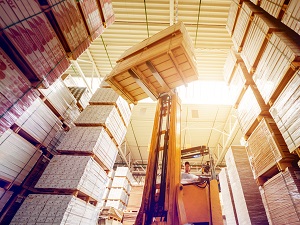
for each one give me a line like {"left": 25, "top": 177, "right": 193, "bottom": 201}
{"left": 225, "top": 0, "right": 300, "bottom": 222}
{"left": 224, "top": 146, "right": 268, "bottom": 224}
{"left": 105, "top": 167, "right": 134, "bottom": 211}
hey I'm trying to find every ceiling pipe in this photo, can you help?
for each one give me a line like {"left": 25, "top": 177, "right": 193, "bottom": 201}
{"left": 169, "top": 0, "right": 174, "bottom": 25}
{"left": 71, "top": 60, "right": 93, "bottom": 93}
{"left": 86, "top": 49, "right": 102, "bottom": 81}
{"left": 143, "top": 0, "right": 150, "bottom": 37}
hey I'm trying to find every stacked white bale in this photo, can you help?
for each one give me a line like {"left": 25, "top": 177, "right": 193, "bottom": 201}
{"left": 0, "top": 129, "right": 42, "bottom": 185}
{"left": 15, "top": 98, "right": 63, "bottom": 147}
{"left": 223, "top": 47, "right": 243, "bottom": 85}
{"left": 89, "top": 88, "right": 131, "bottom": 127}
{"left": 232, "top": 2, "right": 263, "bottom": 52}
{"left": 228, "top": 61, "right": 253, "bottom": 108}
{"left": 39, "top": 78, "right": 81, "bottom": 127}
{"left": 56, "top": 126, "right": 118, "bottom": 170}
{"left": 107, "top": 188, "right": 129, "bottom": 205}
{"left": 225, "top": 146, "right": 268, "bottom": 224}
{"left": 112, "top": 177, "right": 131, "bottom": 194}
{"left": 0, "top": 188, "right": 13, "bottom": 213}
{"left": 105, "top": 199, "right": 126, "bottom": 212}
{"left": 10, "top": 194, "right": 98, "bottom": 225}
{"left": 219, "top": 168, "right": 238, "bottom": 225}
{"left": 270, "top": 70, "right": 300, "bottom": 153}
{"left": 236, "top": 85, "right": 270, "bottom": 137}
{"left": 281, "top": 0, "right": 300, "bottom": 35}
{"left": 259, "top": 167, "right": 300, "bottom": 224}
{"left": 253, "top": 32, "right": 300, "bottom": 105}
{"left": 226, "top": 0, "right": 242, "bottom": 36}
{"left": 102, "top": 170, "right": 116, "bottom": 208}
{"left": 35, "top": 155, "right": 107, "bottom": 202}
{"left": 260, "top": 0, "right": 286, "bottom": 18}
{"left": 74, "top": 105, "right": 126, "bottom": 146}
{"left": 241, "top": 13, "right": 283, "bottom": 74}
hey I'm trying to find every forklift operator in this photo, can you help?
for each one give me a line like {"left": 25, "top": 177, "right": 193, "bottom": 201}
{"left": 181, "top": 161, "right": 200, "bottom": 184}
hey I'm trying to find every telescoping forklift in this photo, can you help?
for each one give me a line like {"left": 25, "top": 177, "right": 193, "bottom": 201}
{"left": 106, "top": 22, "right": 224, "bottom": 225}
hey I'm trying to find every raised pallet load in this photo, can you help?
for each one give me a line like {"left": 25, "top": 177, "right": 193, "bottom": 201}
{"left": 39, "top": 78, "right": 81, "bottom": 127}
{"left": 106, "top": 21, "right": 198, "bottom": 104}
{"left": 0, "top": 49, "right": 39, "bottom": 134}
{"left": 225, "top": 146, "right": 268, "bottom": 225}
{"left": 35, "top": 155, "right": 107, "bottom": 202}
{"left": 223, "top": 47, "right": 243, "bottom": 84}
{"left": 39, "top": 0, "right": 90, "bottom": 60}
{"left": 281, "top": 0, "right": 300, "bottom": 35}
{"left": 226, "top": 0, "right": 242, "bottom": 36}
{"left": 89, "top": 88, "right": 132, "bottom": 126}
{"left": 56, "top": 126, "right": 118, "bottom": 170}
{"left": 260, "top": 0, "right": 289, "bottom": 19}
{"left": 253, "top": 32, "right": 300, "bottom": 105}
{"left": 259, "top": 167, "right": 300, "bottom": 225}
{"left": 0, "top": 130, "right": 42, "bottom": 186}
{"left": 246, "top": 117, "right": 296, "bottom": 183}
{"left": 74, "top": 105, "right": 127, "bottom": 146}
{"left": 115, "top": 167, "right": 134, "bottom": 184}
{"left": 232, "top": 2, "right": 263, "bottom": 52}
{"left": 250, "top": 0, "right": 260, "bottom": 5}
{"left": 14, "top": 98, "right": 63, "bottom": 148}
{"left": 76, "top": 0, "right": 104, "bottom": 41}
{"left": 228, "top": 62, "right": 254, "bottom": 108}
{"left": 237, "top": 85, "right": 270, "bottom": 137}
{"left": 270, "top": 70, "right": 300, "bottom": 153}
{"left": 10, "top": 194, "right": 98, "bottom": 225}
{"left": 0, "top": 0, "right": 70, "bottom": 87}
{"left": 241, "top": 13, "right": 283, "bottom": 74}
{"left": 218, "top": 168, "right": 238, "bottom": 225}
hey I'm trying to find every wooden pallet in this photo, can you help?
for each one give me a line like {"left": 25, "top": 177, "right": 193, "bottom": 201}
{"left": 32, "top": 188, "right": 98, "bottom": 206}
{"left": 232, "top": 2, "right": 264, "bottom": 52}
{"left": 106, "top": 22, "right": 198, "bottom": 104}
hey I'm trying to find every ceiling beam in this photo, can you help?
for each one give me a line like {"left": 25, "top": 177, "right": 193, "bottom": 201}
{"left": 86, "top": 49, "right": 102, "bottom": 81}
{"left": 71, "top": 60, "right": 93, "bottom": 93}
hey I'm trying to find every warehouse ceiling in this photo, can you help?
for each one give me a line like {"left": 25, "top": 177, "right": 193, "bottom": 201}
{"left": 66, "top": 0, "right": 243, "bottom": 174}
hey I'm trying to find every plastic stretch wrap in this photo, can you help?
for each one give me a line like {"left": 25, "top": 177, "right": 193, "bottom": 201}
{"left": 74, "top": 105, "right": 127, "bottom": 146}
{"left": 281, "top": 0, "right": 300, "bottom": 35}
{"left": 10, "top": 194, "right": 99, "bottom": 225}
{"left": 35, "top": 155, "right": 107, "bottom": 202}
{"left": 15, "top": 98, "right": 63, "bottom": 147}
{"left": 57, "top": 126, "right": 118, "bottom": 170}
{"left": 89, "top": 88, "right": 132, "bottom": 126}
{"left": 246, "top": 117, "right": 295, "bottom": 179}
{"left": 253, "top": 32, "right": 300, "bottom": 104}
{"left": 225, "top": 146, "right": 268, "bottom": 225}
{"left": 270, "top": 70, "right": 300, "bottom": 153}
{"left": 259, "top": 167, "right": 300, "bottom": 225}
{"left": 0, "top": 48, "right": 39, "bottom": 134}
{"left": 219, "top": 168, "right": 238, "bottom": 225}
{"left": 0, "top": 0, "right": 70, "bottom": 87}
{"left": 0, "top": 130, "right": 42, "bottom": 185}
{"left": 237, "top": 85, "right": 269, "bottom": 136}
